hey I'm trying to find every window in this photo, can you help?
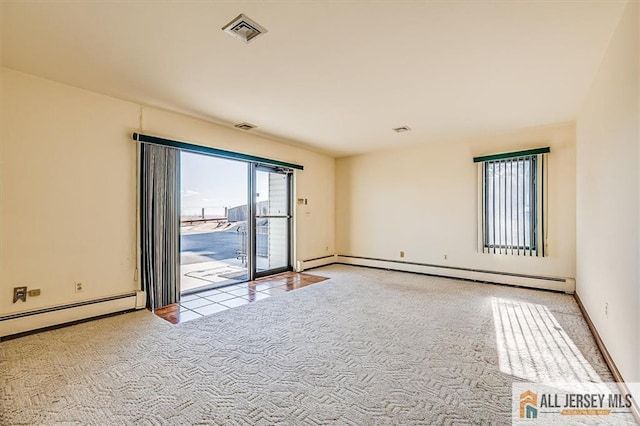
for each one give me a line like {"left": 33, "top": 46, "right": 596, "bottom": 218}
{"left": 475, "top": 148, "right": 548, "bottom": 256}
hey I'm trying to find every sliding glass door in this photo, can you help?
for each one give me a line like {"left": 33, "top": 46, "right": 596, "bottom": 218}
{"left": 252, "top": 166, "right": 292, "bottom": 278}
{"left": 180, "top": 155, "right": 292, "bottom": 293}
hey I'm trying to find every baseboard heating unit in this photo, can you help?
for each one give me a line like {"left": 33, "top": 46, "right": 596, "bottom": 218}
{"left": 298, "top": 254, "right": 574, "bottom": 293}
{"left": 296, "top": 255, "right": 337, "bottom": 272}
{"left": 0, "top": 291, "right": 146, "bottom": 339}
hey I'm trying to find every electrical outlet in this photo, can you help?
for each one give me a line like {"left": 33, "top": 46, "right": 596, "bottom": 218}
{"left": 605, "top": 302, "right": 608, "bottom": 318}
{"left": 444, "top": 254, "right": 448, "bottom": 260}
{"left": 13, "top": 286, "right": 27, "bottom": 303}
{"left": 400, "top": 251, "right": 405, "bottom": 258}
{"left": 75, "top": 282, "right": 83, "bottom": 292}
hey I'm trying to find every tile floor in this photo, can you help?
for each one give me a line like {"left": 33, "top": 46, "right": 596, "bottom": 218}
{"left": 153, "top": 271, "right": 328, "bottom": 324}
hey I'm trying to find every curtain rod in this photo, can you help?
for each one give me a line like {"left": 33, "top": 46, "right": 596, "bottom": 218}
{"left": 132, "top": 132, "right": 304, "bottom": 170}
{"left": 473, "top": 147, "right": 550, "bottom": 163}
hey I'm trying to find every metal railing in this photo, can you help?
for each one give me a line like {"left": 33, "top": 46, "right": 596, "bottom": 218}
{"left": 180, "top": 217, "right": 227, "bottom": 226}
{"left": 236, "top": 224, "right": 269, "bottom": 265}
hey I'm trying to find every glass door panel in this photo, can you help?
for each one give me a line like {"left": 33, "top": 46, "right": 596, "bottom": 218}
{"left": 254, "top": 167, "right": 291, "bottom": 277}
{"left": 180, "top": 152, "right": 249, "bottom": 294}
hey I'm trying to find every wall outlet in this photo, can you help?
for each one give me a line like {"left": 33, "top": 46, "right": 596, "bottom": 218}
{"left": 400, "top": 251, "right": 405, "bottom": 258}
{"left": 444, "top": 254, "right": 448, "bottom": 260}
{"left": 75, "top": 282, "right": 83, "bottom": 292}
{"left": 13, "top": 286, "right": 27, "bottom": 303}
{"left": 605, "top": 302, "right": 608, "bottom": 318}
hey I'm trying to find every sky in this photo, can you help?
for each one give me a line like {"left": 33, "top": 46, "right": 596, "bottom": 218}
{"left": 180, "top": 151, "right": 268, "bottom": 217}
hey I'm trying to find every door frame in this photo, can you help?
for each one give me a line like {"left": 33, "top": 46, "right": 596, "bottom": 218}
{"left": 250, "top": 164, "right": 293, "bottom": 280}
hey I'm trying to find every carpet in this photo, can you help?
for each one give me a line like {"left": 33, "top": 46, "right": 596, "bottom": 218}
{"left": 0, "top": 265, "right": 633, "bottom": 425}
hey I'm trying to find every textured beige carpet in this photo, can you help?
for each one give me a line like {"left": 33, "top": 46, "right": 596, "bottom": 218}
{"left": 0, "top": 265, "right": 632, "bottom": 425}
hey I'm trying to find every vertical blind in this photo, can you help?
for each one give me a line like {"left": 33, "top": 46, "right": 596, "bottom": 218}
{"left": 475, "top": 147, "right": 549, "bottom": 257}
{"left": 140, "top": 143, "right": 180, "bottom": 309}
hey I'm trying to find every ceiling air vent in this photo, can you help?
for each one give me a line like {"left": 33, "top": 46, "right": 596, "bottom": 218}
{"left": 393, "top": 126, "right": 412, "bottom": 133}
{"left": 222, "top": 14, "right": 268, "bottom": 44}
{"left": 234, "top": 122, "right": 257, "bottom": 131}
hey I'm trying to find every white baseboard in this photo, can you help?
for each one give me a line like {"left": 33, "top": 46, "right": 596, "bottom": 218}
{"left": 0, "top": 291, "right": 145, "bottom": 338}
{"left": 335, "top": 255, "right": 575, "bottom": 293}
{"left": 296, "top": 255, "right": 338, "bottom": 272}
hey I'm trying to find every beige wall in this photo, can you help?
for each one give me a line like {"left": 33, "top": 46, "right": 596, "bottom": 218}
{"left": 1, "top": 67, "right": 140, "bottom": 316}
{"left": 336, "top": 123, "right": 576, "bottom": 279}
{"left": 576, "top": 0, "right": 639, "bottom": 383}
{"left": 0, "top": 67, "right": 335, "bottom": 318}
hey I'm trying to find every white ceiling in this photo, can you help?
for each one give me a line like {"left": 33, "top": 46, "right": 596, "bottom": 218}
{"left": 0, "top": 1, "right": 628, "bottom": 157}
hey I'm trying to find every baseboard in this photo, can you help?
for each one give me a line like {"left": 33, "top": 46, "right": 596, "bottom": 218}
{"left": 296, "top": 255, "right": 337, "bottom": 272}
{"left": 574, "top": 293, "right": 640, "bottom": 423}
{"left": 0, "top": 291, "right": 145, "bottom": 338}
{"left": 334, "top": 255, "right": 575, "bottom": 293}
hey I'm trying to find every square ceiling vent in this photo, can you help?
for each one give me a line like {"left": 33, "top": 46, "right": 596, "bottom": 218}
{"left": 234, "top": 122, "right": 257, "bottom": 130}
{"left": 393, "top": 126, "right": 412, "bottom": 133}
{"left": 222, "top": 14, "right": 268, "bottom": 44}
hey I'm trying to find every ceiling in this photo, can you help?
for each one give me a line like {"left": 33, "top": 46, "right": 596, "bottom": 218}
{"left": 0, "top": 1, "right": 628, "bottom": 157}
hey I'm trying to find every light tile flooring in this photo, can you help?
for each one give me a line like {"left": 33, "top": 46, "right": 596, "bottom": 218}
{"left": 154, "top": 272, "right": 328, "bottom": 324}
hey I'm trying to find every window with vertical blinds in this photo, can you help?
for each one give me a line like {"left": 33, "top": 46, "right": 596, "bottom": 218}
{"left": 474, "top": 148, "right": 549, "bottom": 257}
